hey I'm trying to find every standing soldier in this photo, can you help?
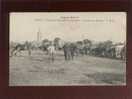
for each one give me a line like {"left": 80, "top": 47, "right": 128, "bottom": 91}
{"left": 70, "top": 43, "right": 76, "bottom": 60}
{"left": 25, "top": 41, "right": 32, "bottom": 56}
{"left": 47, "top": 42, "right": 55, "bottom": 62}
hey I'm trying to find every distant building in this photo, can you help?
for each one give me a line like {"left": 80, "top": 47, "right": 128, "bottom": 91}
{"left": 37, "top": 28, "right": 42, "bottom": 42}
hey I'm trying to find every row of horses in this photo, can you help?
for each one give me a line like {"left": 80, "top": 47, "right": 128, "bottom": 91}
{"left": 10, "top": 41, "right": 126, "bottom": 61}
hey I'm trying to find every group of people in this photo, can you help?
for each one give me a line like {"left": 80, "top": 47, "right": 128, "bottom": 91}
{"left": 10, "top": 41, "right": 77, "bottom": 62}
{"left": 47, "top": 42, "right": 77, "bottom": 62}
{"left": 44, "top": 42, "right": 126, "bottom": 62}
{"left": 10, "top": 41, "right": 126, "bottom": 62}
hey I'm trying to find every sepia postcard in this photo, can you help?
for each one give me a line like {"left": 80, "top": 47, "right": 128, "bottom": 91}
{"left": 9, "top": 12, "right": 126, "bottom": 86}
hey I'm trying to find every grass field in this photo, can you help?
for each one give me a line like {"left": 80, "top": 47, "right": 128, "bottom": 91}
{"left": 9, "top": 50, "right": 126, "bottom": 86}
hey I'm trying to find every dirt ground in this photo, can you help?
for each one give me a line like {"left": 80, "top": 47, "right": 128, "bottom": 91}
{"left": 9, "top": 50, "right": 126, "bottom": 86}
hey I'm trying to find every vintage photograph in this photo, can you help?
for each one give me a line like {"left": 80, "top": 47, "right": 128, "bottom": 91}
{"left": 9, "top": 12, "right": 126, "bottom": 86}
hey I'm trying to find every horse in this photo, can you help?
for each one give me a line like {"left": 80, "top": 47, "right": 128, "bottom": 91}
{"left": 10, "top": 42, "right": 32, "bottom": 57}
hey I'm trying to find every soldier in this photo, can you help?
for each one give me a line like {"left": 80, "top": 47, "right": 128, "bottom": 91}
{"left": 47, "top": 42, "right": 55, "bottom": 62}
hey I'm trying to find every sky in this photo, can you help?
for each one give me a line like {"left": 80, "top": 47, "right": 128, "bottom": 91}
{"left": 10, "top": 12, "right": 126, "bottom": 43}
